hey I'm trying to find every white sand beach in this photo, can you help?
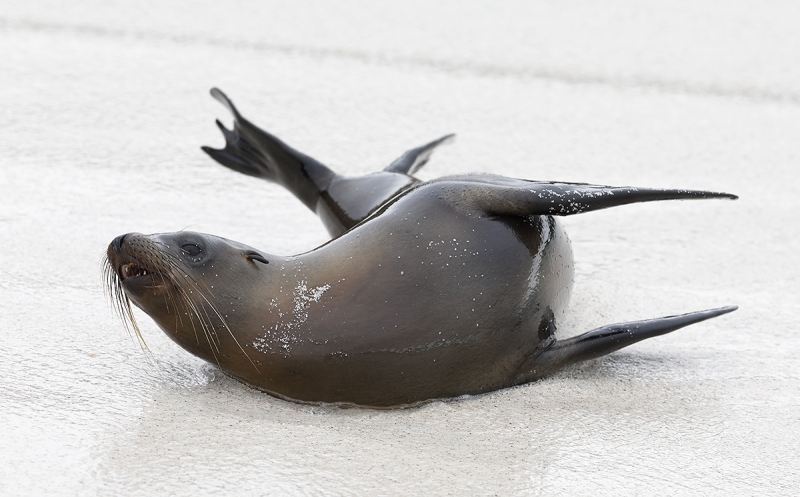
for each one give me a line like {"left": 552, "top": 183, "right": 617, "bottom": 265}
{"left": 1, "top": 1, "right": 798, "bottom": 495}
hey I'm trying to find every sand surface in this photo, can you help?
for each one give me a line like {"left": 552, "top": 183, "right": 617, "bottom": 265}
{"left": 1, "top": 1, "right": 798, "bottom": 495}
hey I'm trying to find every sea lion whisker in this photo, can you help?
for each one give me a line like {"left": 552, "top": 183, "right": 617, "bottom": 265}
{"left": 102, "top": 255, "right": 132, "bottom": 330}
{"left": 171, "top": 284, "right": 202, "bottom": 347}
{"left": 102, "top": 254, "right": 155, "bottom": 361}
{"left": 167, "top": 268, "right": 222, "bottom": 350}
{"left": 195, "top": 289, "right": 260, "bottom": 374}
{"left": 160, "top": 257, "right": 260, "bottom": 373}
{"left": 148, "top": 254, "right": 202, "bottom": 323}
{"left": 175, "top": 283, "right": 221, "bottom": 355}
{"left": 151, "top": 265, "right": 186, "bottom": 326}
{"left": 160, "top": 258, "right": 224, "bottom": 346}
{"left": 162, "top": 283, "right": 189, "bottom": 339}
{"left": 157, "top": 283, "right": 192, "bottom": 343}
{"left": 119, "top": 292, "right": 149, "bottom": 354}
{"left": 173, "top": 297, "right": 216, "bottom": 363}
{"left": 101, "top": 255, "right": 113, "bottom": 300}
{"left": 142, "top": 254, "right": 176, "bottom": 313}
{"left": 174, "top": 282, "right": 240, "bottom": 372}
{"left": 177, "top": 288, "right": 221, "bottom": 365}
{"left": 117, "top": 289, "right": 152, "bottom": 357}
{"left": 162, "top": 258, "right": 260, "bottom": 371}
{"left": 174, "top": 283, "right": 226, "bottom": 362}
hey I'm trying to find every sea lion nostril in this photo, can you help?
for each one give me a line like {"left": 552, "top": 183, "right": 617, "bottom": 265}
{"left": 112, "top": 234, "right": 129, "bottom": 253}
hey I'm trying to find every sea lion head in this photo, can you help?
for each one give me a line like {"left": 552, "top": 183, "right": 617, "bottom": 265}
{"left": 104, "top": 231, "right": 269, "bottom": 367}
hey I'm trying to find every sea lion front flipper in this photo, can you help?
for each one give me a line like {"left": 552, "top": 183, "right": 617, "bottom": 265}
{"left": 384, "top": 134, "right": 455, "bottom": 175}
{"left": 520, "top": 306, "right": 738, "bottom": 382}
{"left": 445, "top": 175, "right": 738, "bottom": 217}
{"left": 202, "top": 88, "right": 335, "bottom": 212}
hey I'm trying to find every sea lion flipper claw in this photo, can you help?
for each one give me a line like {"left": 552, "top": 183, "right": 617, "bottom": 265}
{"left": 384, "top": 134, "right": 455, "bottom": 175}
{"left": 521, "top": 306, "right": 738, "bottom": 382}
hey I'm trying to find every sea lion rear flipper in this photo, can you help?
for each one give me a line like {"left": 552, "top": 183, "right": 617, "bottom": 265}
{"left": 202, "top": 88, "right": 335, "bottom": 211}
{"left": 384, "top": 134, "right": 455, "bottom": 175}
{"left": 520, "top": 306, "right": 738, "bottom": 382}
{"left": 447, "top": 175, "right": 738, "bottom": 216}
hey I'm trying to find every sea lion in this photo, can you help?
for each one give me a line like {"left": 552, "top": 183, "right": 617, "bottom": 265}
{"left": 105, "top": 170, "right": 737, "bottom": 407}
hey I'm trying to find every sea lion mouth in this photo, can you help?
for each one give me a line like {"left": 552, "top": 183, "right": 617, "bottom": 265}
{"left": 119, "top": 262, "right": 149, "bottom": 281}
{"left": 116, "top": 260, "right": 164, "bottom": 290}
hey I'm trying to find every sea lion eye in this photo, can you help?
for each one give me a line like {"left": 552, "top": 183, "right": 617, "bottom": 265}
{"left": 180, "top": 243, "right": 202, "bottom": 257}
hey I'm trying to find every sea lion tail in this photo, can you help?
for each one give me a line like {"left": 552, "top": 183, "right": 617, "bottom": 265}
{"left": 384, "top": 134, "right": 455, "bottom": 175}
{"left": 202, "top": 88, "right": 335, "bottom": 211}
{"left": 523, "top": 306, "right": 737, "bottom": 380}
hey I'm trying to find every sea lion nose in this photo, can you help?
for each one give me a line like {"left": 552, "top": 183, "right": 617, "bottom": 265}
{"left": 112, "top": 233, "right": 129, "bottom": 253}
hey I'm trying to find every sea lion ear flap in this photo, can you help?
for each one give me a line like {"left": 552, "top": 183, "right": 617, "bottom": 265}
{"left": 244, "top": 251, "right": 269, "bottom": 265}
